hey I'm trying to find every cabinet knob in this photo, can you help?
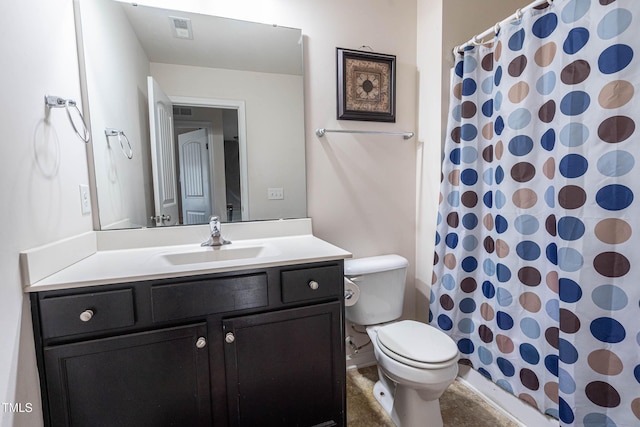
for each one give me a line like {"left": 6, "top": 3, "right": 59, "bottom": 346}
{"left": 308, "top": 280, "right": 319, "bottom": 290}
{"left": 79, "top": 309, "right": 94, "bottom": 322}
{"left": 196, "top": 337, "right": 207, "bottom": 349}
{"left": 225, "top": 332, "right": 235, "bottom": 344}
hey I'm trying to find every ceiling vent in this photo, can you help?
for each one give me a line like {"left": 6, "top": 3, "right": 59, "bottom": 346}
{"left": 173, "top": 106, "right": 193, "bottom": 117}
{"left": 169, "top": 16, "right": 193, "bottom": 40}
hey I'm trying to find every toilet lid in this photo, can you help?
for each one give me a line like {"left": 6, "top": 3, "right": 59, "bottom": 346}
{"left": 377, "top": 320, "right": 459, "bottom": 365}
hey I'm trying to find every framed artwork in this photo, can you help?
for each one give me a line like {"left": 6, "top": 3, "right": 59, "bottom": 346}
{"left": 336, "top": 48, "right": 396, "bottom": 122}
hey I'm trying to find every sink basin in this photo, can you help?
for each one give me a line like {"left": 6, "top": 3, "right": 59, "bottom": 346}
{"left": 162, "top": 244, "right": 277, "bottom": 265}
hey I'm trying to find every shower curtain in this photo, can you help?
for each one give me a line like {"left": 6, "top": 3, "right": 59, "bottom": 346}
{"left": 430, "top": 1, "right": 640, "bottom": 426}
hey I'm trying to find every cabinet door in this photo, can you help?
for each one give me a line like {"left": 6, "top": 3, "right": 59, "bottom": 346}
{"left": 223, "top": 301, "right": 345, "bottom": 427}
{"left": 43, "top": 323, "right": 211, "bottom": 427}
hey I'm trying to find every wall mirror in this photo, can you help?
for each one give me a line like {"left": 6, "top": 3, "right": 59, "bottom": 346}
{"left": 74, "top": 0, "right": 307, "bottom": 230}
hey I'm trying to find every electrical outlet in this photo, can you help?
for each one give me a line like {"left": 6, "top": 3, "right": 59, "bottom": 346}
{"left": 267, "top": 187, "right": 284, "bottom": 200}
{"left": 79, "top": 184, "right": 91, "bottom": 214}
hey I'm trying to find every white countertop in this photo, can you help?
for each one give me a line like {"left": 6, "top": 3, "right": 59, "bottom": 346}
{"left": 21, "top": 219, "right": 351, "bottom": 292}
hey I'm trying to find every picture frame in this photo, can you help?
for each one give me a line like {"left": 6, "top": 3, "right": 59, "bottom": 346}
{"left": 336, "top": 48, "right": 396, "bottom": 122}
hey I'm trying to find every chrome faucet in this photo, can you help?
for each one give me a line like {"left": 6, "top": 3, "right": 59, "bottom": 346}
{"left": 201, "top": 216, "right": 231, "bottom": 246}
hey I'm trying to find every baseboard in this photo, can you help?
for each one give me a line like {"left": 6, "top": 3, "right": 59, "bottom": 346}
{"left": 346, "top": 348, "right": 376, "bottom": 369}
{"left": 456, "top": 365, "right": 558, "bottom": 427}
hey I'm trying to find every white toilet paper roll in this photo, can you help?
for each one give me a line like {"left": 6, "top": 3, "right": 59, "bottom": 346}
{"left": 344, "top": 277, "right": 360, "bottom": 306}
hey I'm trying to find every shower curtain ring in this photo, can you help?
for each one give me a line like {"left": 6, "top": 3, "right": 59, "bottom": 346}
{"left": 494, "top": 22, "right": 501, "bottom": 34}
{"left": 547, "top": 0, "right": 553, "bottom": 5}
{"left": 473, "top": 35, "right": 483, "bottom": 46}
{"left": 515, "top": 8, "right": 523, "bottom": 20}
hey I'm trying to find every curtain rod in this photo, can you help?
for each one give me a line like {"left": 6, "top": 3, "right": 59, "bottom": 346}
{"left": 453, "top": 0, "right": 553, "bottom": 55}
{"left": 316, "top": 128, "right": 415, "bottom": 140}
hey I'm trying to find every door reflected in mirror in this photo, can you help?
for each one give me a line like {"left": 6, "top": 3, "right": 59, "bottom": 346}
{"left": 74, "top": 0, "right": 307, "bottom": 230}
{"left": 175, "top": 106, "right": 243, "bottom": 225}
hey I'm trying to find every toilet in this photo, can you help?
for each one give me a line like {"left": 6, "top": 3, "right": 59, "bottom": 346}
{"left": 344, "top": 255, "right": 459, "bottom": 427}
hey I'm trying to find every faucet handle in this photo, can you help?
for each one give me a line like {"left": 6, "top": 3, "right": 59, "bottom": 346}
{"left": 202, "top": 215, "right": 230, "bottom": 246}
{"left": 209, "top": 215, "right": 220, "bottom": 231}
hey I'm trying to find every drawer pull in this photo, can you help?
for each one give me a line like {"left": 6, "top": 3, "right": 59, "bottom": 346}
{"left": 308, "top": 280, "right": 319, "bottom": 290}
{"left": 225, "top": 332, "right": 235, "bottom": 344}
{"left": 196, "top": 337, "right": 207, "bottom": 349}
{"left": 79, "top": 309, "right": 94, "bottom": 322}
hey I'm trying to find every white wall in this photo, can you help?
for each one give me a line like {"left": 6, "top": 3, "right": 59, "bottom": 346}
{"left": 78, "top": 0, "right": 154, "bottom": 229}
{"left": 0, "top": 1, "right": 93, "bottom": 425}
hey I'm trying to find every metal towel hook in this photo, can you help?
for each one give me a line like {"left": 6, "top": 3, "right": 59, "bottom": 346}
{"left": 44, "top": 95, "right": 90, "bottom": 143}
{"left": 105, "top": 128, "right": 133, "bottom": 159}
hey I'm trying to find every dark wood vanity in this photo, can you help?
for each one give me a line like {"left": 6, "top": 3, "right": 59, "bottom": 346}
{"left": 30, "top": 260, "right": 346, "bottom": 427}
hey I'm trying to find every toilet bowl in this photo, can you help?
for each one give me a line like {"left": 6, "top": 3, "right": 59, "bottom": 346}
{"left": 367, "top": 322, "right": 459, "bottom": 427}
{"left": 344, "top": 255, "right": 459, "bottom": 427}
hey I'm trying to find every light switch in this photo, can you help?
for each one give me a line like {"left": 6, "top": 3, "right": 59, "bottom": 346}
{"left": 79, "top": 184, "right": 91, "bottom": 214}
{"left": 267, "top": 187, "right": 284, "bottom": 200}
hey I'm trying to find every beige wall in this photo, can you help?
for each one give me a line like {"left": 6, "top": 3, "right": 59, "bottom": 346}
{"left": 415, "top": 0, "right": 445, "bottom": 323}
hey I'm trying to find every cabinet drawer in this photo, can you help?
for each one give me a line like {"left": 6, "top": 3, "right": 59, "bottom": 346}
{"left": 281, "top": 265, "right": 343, "bottom": 303}
{"left": 151, "top": 273, "right": 268, "bottom": 322}
{"left": 39, "top": 289, "right": 135, "bottom": 339}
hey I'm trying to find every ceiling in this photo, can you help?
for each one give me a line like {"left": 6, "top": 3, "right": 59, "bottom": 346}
{"left": 120, "top": 3, "right": 303, "bottom": 75}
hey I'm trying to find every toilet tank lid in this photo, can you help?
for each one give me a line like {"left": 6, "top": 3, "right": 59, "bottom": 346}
{"left": 344, "top": 254, "right": 408, "bottom": 275}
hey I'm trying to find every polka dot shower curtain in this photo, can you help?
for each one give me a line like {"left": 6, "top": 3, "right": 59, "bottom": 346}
{"left": 430, "top": 1, "right": 640, "bottom": 426}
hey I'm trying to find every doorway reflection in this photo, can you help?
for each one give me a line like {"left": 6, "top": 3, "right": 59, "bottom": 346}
{"left": 174, "top": 106, "right": 241, "bottom": 224}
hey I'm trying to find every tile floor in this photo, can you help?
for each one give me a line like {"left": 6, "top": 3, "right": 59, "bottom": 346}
{"left": 346, "top": 365, "right": 519, "bottom": 427}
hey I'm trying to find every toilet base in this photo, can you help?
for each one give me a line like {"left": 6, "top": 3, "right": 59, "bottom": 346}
{"left": 373, "top": 380, "right": 394, "bottom": 418}
{"left": 373, "top": 379, "right": 444, "bottom": 427}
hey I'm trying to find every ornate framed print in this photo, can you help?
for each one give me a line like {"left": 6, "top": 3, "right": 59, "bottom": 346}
{"left": 336, "top": 48, "right": 396, "bottom": 122}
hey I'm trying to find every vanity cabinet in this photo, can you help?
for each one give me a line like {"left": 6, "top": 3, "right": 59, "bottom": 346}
{"left": 43, "top": 323, "right": 212, "bottom": 426}
{"left": 30, "top": 261, "right": 346, "bottom": 427}
{"left": 224, "top": 302, "right": 342, "bottom": 426}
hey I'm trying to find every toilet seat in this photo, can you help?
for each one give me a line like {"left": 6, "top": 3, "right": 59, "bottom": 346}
{"left": 377, "top": 320, "right": 459, "bottom": 369}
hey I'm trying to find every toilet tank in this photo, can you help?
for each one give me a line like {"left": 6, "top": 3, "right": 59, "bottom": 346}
{"left": 344, "top": 255, "right": 408, "bottom": 325}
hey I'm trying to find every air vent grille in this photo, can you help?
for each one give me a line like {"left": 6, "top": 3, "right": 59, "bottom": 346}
{"left": 169, "top": 16, "right": 193, "bottom": 40}
{"left": 172, "top": 106, "right": 193, "bottom": 117}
